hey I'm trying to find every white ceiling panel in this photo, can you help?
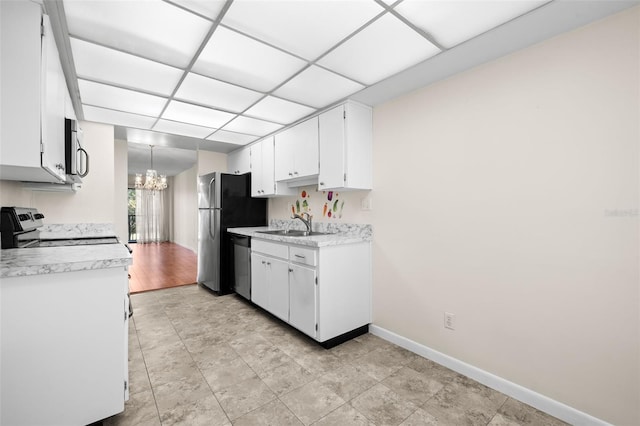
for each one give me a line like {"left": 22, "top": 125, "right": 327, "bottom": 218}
{"left": 192, "top": 26, "right": 307, "bottom": 92}
{"left": 175, "top": 73, "right": 263, "bottom": 113}
{"left": 222, "top": 0, "right": 384, "bottom": 60}
{"left": 169, "top": 0, "right": 226, "bottom": 20}
{"left": 70, "top": 38, "right": 183, "bottom": 96}
{"left": 83, "top": 105, "right": 156, "bottom": 129}
{"left": 206, "top": 130, "right": 259, "bottom": 145}
{"left": 153, "top": 119, "right": 215, "bottom": 139}
{"left": 318, "top": 13, "right": 441, "bottom": 86}
{"left": 222, "top": 116, "right": 283, "bottom": 137}
{"left": 244, "top": 96, "right": 316, "bottom": 124}
{"left": 63, "top": 0, "right": 212, "bottom": 68}
{"left": 162, "top": 100, "right": 236, "bottom": 129}
{"left": 78, "top": 79, "right": 167, "bottom": 116}
{"left": 273, "top": 65, "right": 365, "bottom": 109}
{"left": 394, "top": 0, "right": 549, "bottom": 49}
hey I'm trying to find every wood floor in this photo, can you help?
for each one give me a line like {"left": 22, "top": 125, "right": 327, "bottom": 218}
{"left": 128, "top": 242, "right": 197, "bottom": 294}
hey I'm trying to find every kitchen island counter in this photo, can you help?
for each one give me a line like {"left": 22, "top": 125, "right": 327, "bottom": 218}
{"left": 1, "top": 243, "right": 132, "bottom": 278}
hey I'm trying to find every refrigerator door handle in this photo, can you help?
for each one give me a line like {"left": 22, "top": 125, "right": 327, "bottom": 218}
{"left": 208, "top": 176, "right": 216, "bottom": 208}
{"left": 209, "top": 209, "right": 216, "bottom": 240}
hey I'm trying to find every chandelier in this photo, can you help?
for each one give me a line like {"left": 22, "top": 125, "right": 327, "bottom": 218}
{"left": 135, "top": 145, "right": 167, "bottom": 191}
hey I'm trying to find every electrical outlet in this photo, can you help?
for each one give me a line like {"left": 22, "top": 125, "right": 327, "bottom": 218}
{"left": 444, "top": 312, "right": 456, "bottom": 330}
{"left": 361, "top": 197, "right": 372, "bottom": 211}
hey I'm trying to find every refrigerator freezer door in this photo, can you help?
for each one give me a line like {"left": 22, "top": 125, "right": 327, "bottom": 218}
{"left": 197, "top": 208, "right": 220, "bottom": 291}
{"left": 198, "top": 172, "right": 218, "bottom": 209}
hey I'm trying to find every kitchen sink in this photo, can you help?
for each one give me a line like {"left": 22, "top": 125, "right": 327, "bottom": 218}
{"left": 256, "top": 229, "right": 330, "bottom": 237}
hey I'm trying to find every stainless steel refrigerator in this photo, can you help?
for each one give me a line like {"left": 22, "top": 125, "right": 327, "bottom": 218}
{"left": 197, "top": 172, "right": 267, "bottom": 294}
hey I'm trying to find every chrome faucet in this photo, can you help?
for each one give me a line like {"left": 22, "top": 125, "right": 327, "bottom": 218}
{"left": 292, "top": 212, "right": 312, "bottom": 233}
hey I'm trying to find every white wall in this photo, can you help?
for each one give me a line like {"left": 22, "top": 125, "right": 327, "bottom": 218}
{"left": 172, "top": 164, "right": 198, "bottom": 252}
{"left": 113, "top": 139, "right": 128, "bottom": 242}
{"left": 198, "top": 150, "right": 227, "bottom": 175}
{"left": 0, "top": 121, "right": 118, "bottom": 225}
{"left": 371, "top": 7, "right": 639, "bottom": 425}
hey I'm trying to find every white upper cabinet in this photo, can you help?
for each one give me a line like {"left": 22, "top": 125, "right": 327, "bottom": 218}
{"left": 250, "top": 137, "right": 295, "bottom": 197}
{"left": 274, "top": 116, "right": 319, "bottom": 182}
{"left": 227, "top": 147, "right": 251, "bottom": 175}
{"left": 0, "top": 1, "right": 68, "bottom": 183}
{"left": 318, "top": 101, "right": 372, "bottom": 191}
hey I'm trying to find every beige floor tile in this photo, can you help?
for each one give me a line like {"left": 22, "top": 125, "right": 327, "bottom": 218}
{"left": 406, "top": 356, "right": 462, "bottom": 384}
{"left": 328, "top": 339, "right": 375, "bottom": 362}
{"left": 422, "top": 379, "right": 508, "bottom": 426}
{"left": 487, "top": 413, "right": 523, "bottom": 426}
{"left": 128, "top": 365, "right": 152, "bottom": 396}
{"left": 351, "top": 383, "right": 419, "bottom": 426}
{"left": 398, "top": 407, "right": 440, "bottom": 426}
{"left": 188, "top": 341, "right": 239, "bottom": 371}
{"left": 290, "top": 348, "right": 347, "bottom": 376}
{"left": 497, "top": 398, "right": 569, "bottom": 426}
{"left": 103, "top": 389, "right": 160, "bottom": 426}
{"left": 280, "top": 380, "right": 346, "bottom": 425}
{"left": 382, "top": 366, "right": 445, "bottom": 405}
{"left": 353, "top": 348, "right": 405, "bottom": 381}
{"left": 158, "top": 394, "right": 229, "bottom": 426}
{"left": 233, "top": 399, "right": 304, "bottom": 426}
{"left": 153, "top": 375, "right": 213, "bottom": 415}
{"left": 201, "top": 356, "right": 257, "bottom": 392}
{"left": 319, "top": 364, "right": 378, "bottom": 401}
{"left": 313, "top": 403, "right": 375, "bottom": 426}
{"left": 259, "top": 359, "right": 316, "bottom": 396}
{"left": 241, "top": 344, "right": 294, "bottom": 374}
{"left": 214, "top": 375, "right": 277, "bottom": 420}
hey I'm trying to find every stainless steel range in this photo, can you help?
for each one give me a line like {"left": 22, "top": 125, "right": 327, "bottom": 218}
{"left": 0, "top": 206, "right": 119, "bottom": 249}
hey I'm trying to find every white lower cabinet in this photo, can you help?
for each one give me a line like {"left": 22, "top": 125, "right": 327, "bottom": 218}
{"left": 289, "top": 263, "right": 317, "bottom": 338}
{"left": 251, "top": 238, "right": 371, "bottom": 344}
{"left": 0, "top": 267, "right": 129, "bottom": 425}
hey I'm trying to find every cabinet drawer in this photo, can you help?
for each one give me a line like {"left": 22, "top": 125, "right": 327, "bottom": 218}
{"left": 252, "top": 239, "right": 288, "bottom": 259}
{"left": 289, "top": 245, "right": 317, "bottom": 267}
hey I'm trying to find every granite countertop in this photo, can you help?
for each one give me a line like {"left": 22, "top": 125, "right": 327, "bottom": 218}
{"left": 228, "top": 221, "right": 372, "bottom": 248}
{"left": 1, "top": 223, "right": 132, "bottom": 278}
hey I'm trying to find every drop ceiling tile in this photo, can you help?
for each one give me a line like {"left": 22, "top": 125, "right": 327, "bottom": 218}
{"left": 70, "top": 38, "right": 183, "bottom": 96}
{"left": 78, "top": 79, "right": 167, "bottom": 116}
{"left": 395, "top": 0, "right": 549, "bottom": 49}
{"left": 273, "top": 66, "right": 364, "bottom": 109}
{"left": 244, "top": 96, "right": 316, "bottom": 124}
{"left": 83, "top": 105, "right": 156, "bottom": 129}
{"left": 162, "top": 100, "right": 236, "bottom": 129}
{"left": 175, "top": 73, "right": 264, "bottom": 113}
{"left": 169, "top": 0, "right": 226, "bottom": 20}
{"left": 221, "top": 116, "right": 283, "bottom": 137}
{"left": 222, "top": 0, "right": 384, "bottom": 60}
{"left": 317, "top": 13, "right": 440, "bottom": 86}
{"left": 64, "top": 0, "right": 211, "bottom": 68}
{"left": 206, "top": 130, "right": 259, "bottom": 145}
{"left": 153, "top": 119, "right": 215, "bottom": 139}
{"left": 192, "top": 26, "right": 307, "bottom": 92}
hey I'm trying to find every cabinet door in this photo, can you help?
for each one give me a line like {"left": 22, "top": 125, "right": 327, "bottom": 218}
{"left": 289, "top": 264, "right": 317, "bottom": 338}
{"left": 274, "top": 128, "right": 295, "bottom": 181}
{"left": 318, "top": 105, "right": 345, "bottom": 190}
{"left": 228, "top": 147, "right": 250, "bottom": 175}
{"left": 250, "top": 143, "right": 263, "bottom": 197}
{"left": 293, "top": 116, "right": 319, "bottom": 178}
{"left": 261, "top": 137, "right": 276, "bottom": 196}
{"left": 40, "top": 15, "right": 67, "bottom": 182}
{"left": 267, "top": 257, "right": 289, "bottom": 322}
{"left": 250, "top": 253, "right": 268, "bottom": 309}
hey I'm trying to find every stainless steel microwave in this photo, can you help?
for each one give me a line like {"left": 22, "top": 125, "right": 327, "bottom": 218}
{"left": 64, "top": 118, "right": 89, "bottom": 183}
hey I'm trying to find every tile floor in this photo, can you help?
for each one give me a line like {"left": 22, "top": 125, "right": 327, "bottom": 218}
{"left": 106, "top": 284, "right": 568, "bottom": 426}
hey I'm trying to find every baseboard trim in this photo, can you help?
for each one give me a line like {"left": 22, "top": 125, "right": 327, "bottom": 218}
{"left": 369, "top": 325, "right": 610, "bottom": 426}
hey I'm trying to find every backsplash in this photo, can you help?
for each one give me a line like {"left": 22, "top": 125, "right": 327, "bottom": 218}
{"left": 269, "top": 185, "right": 372, "bottom": 224}
{"left": 40, "top": 223, "right": 116, "bottom": 239}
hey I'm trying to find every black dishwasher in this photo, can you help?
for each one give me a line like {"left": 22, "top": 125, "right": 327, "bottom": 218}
{"left": 230, "top": 234, "right": 251, "bottom": 300}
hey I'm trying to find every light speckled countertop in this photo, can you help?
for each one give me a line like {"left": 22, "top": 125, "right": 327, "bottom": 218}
{"left": 228, "top": 222, "right": 371, "bottom": 248}
{"left": 1, "top": 223, "right": 132, "bottom": 278}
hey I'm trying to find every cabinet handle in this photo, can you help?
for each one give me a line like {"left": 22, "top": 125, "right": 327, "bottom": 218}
{"left": 294, "top": 171, "right": 298, "bottom": 175}
{"left": 289, "top": 268, "right": 293, "bottom": 272}
{"left": 261, "top": 260, "right": 266, "bottom": 264}
{"left": 319, "top": 182, "right": 324, "bottom": 186}
{"left": 266, "top": 262, "right": 271, "bottom": 266}
{"left": 294, "top": 254, "right": 305, "bottom": 259}
{"left": 288, "top": 172, "right": 293, "bottom": 176}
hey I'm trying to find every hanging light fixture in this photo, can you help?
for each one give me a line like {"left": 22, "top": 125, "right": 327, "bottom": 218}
{"left": 135, "top": 145, "right": 167, "bottom": 191}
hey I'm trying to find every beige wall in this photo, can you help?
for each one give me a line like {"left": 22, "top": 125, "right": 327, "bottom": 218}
{"left": 198, "top": 150, "right": 227, "bottom": 175}
{"left": 371, "top": 7, "right": 639, "bottom": 425}
{"left": 0, "top": 121, "right": 118, "bottom": 225}
{"left": 172, "top": 164, "right": 198, "bottom": 252}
